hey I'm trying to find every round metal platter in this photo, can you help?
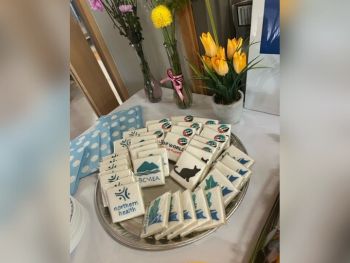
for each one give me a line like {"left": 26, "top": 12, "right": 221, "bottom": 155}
{"left": 95, "top": 133, "right": 250, "bottom": 250}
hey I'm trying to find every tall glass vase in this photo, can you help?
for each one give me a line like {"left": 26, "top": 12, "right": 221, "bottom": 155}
{"left": 132, "top": 42, "right": 162, "bottom": 103}
{"left": 164, "top": 41, "right": 193, "bottom": 109}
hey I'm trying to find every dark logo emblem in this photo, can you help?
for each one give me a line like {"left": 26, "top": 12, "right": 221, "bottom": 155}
{"left": 177, "top": 137, "right": 188, "bottom": 146}
{"left": 162, "top": 122, "right": 172, "bottom": 130}
{"left": 184, "top": 115, "right": 194, "bottom": 122}
{"left": 218, "top": 124, "right": 229, "bottom": 133}
{"left": 214, "top": 134, "right": 226, "bottom": 142}
{"left": 182, "top": 128, "right": 193, "bottom": 137}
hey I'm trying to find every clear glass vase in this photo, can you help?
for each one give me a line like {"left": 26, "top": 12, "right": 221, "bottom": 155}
{"left": 164, "top": 42, "right": 193, "bottom": 109}
{"left": 132, "top": 42, "right": 162, "bottom": 103}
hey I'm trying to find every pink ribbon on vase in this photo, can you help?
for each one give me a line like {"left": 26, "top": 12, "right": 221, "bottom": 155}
{"left": 160, "top": 69, "right": 184, "bottom": 101}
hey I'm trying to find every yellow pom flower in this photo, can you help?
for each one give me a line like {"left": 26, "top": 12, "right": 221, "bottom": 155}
{"left": 233, "top": 50, "right": 247, "bottom": 74}
{"left": 151, "top": 5, "right": 173, "bottom": 29}
{"left": 227, "top": 37, "right": 243, "bottom": 59}
{"left": 202, "top": 55, "right": 212, "bottom": 69}
{"left": 211, "top": 56, "right": 229, "bottom": 76}
{"left": 200, "top": 32, "right": 217, "bottom": 57}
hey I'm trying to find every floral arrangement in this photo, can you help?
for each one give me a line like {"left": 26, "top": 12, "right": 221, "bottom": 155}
{"left": 189, "top": 0, "right": 262, "bottom": 105}
{"left": 89, "top": 0, "right": 162, "bottom": 102}
{"left": 145, "top": 0, "right": 193, "bottom": 109}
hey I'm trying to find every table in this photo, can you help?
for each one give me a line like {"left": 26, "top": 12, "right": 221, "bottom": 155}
{"left": 71, "top": 89, "right": 279, "bottom": 263}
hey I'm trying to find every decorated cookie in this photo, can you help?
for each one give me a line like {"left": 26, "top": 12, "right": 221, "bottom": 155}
{"left": 122, "top": 128, "right": 148, "bottom": 139}
{"left": 206, "top": 124, "right": 232, "bottom": 149}
{"left": 185, "top": 145, "right": 214, "bottom": 180}
{"left": 214, "top": 161, "right": 244, "bottom": 190}
{"left": 100, "top": 155, "right": 130, "bottom": 169}
{"left": 200, "top": 126, "right": 229, "bottom": 150}
{"left": 133, "top": 156, "right": 165, "bottom": 188}
{"left": 140, "top": 192, "right": 171, "bottom": 238}
{"left": 192, "top": 117, "right": 219, "bottom": 125}
{"left": 219, "top": 144, "right": 255, "bottom": 168}
{"left": 162, "top": 132, "right": 189, "bottom": 162}
{"left": 170, "top": 125, "right": 196, "bottom": 139}
{"left": 102, "top": 149, "right": 129, "bottom": 161}
{"left": 170, "top": 115, "right": 194, "bottom": 124}
{"left": 129, "top": 134, "right": 158, "bottom": 145}
{"left": 189, "top": 138, "right": 217, "bottom": 155}
{"left": 180, "top": 188, "right": 210, "bottom": 237}
{"left": 170, "top": 151, "right": 206, "bottom": 190}
{"left": 221, "top": 155, "right": 252, "bottom": 183}
{"left": 138, "top": 148, "right": 170, "bottom": 177}
{"left": 155, "top": 191, "right": 184, "bottom": 240}
{"left": 147, "top": 121, "right": 172, "bottom": 133}
{"left": 199, "top": 168, "right": 239, "bottom": 206}
{"left": 167, "top": 190, "right": 196, "bottom": 240}
{"left": 101, "top": 175, "right": 135, "bottom": 207}
{"left": 196, "top": 186, "right": 226, "bottom": 232}
{"left": 98, "top": 165, "right": 129, "bottom": 177}
{"left": 145, "top": 118, "right": 170, "bottom": 127}
{"left": 177, "top": 121, "right": 203, "bottom": 135}
{"left": 100, "top": 158, "right": 130, "bottom": 172}
{"left": 106, "top": 182, "right": 145, "bottom": 223}
{"left": 129, "top": 138, "right": 157, "bottom": 150}
{"left": 129, "top": 143, "right": 159, "bottom": 160}
{"left": 113, "top": 138, "right": 131, "bottom": 152}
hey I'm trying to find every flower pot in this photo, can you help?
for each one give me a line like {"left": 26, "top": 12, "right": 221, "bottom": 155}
{"left": 211, "top": 90, "right": 244, "bottom": 124}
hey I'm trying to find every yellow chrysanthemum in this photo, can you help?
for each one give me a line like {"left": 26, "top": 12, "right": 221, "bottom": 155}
{"left": 151, "top": 5, "right": 173, "bottom": 29}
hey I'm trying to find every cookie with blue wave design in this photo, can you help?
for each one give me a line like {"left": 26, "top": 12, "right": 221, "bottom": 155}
{"left": 196, "top": 186, "right": 226, "bottom": 232}
{"left": 167, "top": 190, "right": 196, "bottom": 240}
{"left": 219, "top": 144, "right": 255, "bottom": 168}
{"left": 221, "top": 155, "right": 252, "bottom": 184}
{"left": 106, "top": 181, "right": 145, "bottom": 223}
{"left": 180, "top": 188, "right": 210, "bottom": 237}
{"left": 154, "top": 191, "right": 184, "bottom": 240}
{"left": 214, "top": 161, "right": 244, "bottom": 190}
{"left": 199, "top": 167, "right": 240, "bottom": 207}
{"left": 140, "top": 192, "right": 171, "bottom": 238}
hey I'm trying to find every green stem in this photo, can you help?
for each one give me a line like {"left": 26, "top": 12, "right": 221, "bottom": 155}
{"left": 204, "top": 0, "right": 219, "bottom": 45}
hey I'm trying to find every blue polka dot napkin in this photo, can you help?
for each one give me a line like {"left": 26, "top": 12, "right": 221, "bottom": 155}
{"left": 70, "top": 106, "right": 143, "bottom": 195}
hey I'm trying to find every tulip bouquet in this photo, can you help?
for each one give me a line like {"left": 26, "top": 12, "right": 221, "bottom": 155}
{"left": 189, "top": 0, "right": 262, "bottom": 105}
{"left": 89, "top": 0, "right": 162, "bottom": 102}
{"left": 145, "top": 0, "right": 193, "bottom": 109}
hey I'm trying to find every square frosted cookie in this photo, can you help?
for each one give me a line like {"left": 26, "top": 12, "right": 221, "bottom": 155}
{"left": 133, "top": 156, "right": 165, "bottom": 188}
{"left": 129, "top": 138, "right": 157, "bottom": 150}
{"left": 192, "top": 135, "right": 221, "bottom": 159}
{"left": 106, "top": 182, "right": 145, "bottom": 223}
{"left": 155, "top": 191, "right": 184, "bottom": 240}
{"left": 140, "top": 192, "right": 171, "bottom": 238}
{"left": 147, "top": 121, "right": 172, "bottom": 133}
{"left": 162, "top": 132, "right": 190, "bottom": 162}
{"left": 129, "top": 134, "right": 158, "bottom": 145}
{"left": 170, "top": 115, "right": 194, "bottom": 124}
{"left": 189, "top": 138, "right": 217, "bottom": 155}
{"left": 170, "top": 125, "right": 196, "bottom": 139}
{"left": 138, "top": 148, "right": 170, "bottom": 177}
{"left": 192, "top": 117, "right": 219, "bottom": 125}
{"left": 100, "top": 158, "right": 130, "bottom": 172}
{"left": 145, "top": 118, "right": 170, "bottom": 127}
{"left": 177, "top": 121, "right": 203, "bottom": 135}
{"left": 113, "top": 138, "right": 131, "bottom": 152}
{"left": 196, "top": 186, "right": 226, "bottom": 232}
{"left": 122, "top": 128, "right": 148, "bottom": 139}
{"left": 219, "top": 144, "right": 255, "bottom": 168}
{"left": 221, "top": 155, "right": 252, "bottom": 182}
{"left": 102, "top": 149, "right": 129, "bottom": 161}
{"left": 170, "top": 151, "right": 206, "bottom": 190}
{"left": 101, "top": 175, "right": 135, "bottom": 207}
{"left": 180, "top": 188, "right": 210, "bottom": 237}
{"left": 100, "top": 156, "right": 130, "bottom": 170}
{"left": 185, "top": 145, "right": 214, "bottom": 180}
{"left": 100, "top": 153, "right": 130, "bottom": 165}
{"left": 99, "top": 165, "right": 129, "bottom": 177}
{"left": 167, "top": 190, "right": 196, "bottom": 240}
{"left": 214, "top": 161, "right": 244, "bottom": 190}
{"left": 199, "top": 168, "right": 239, "bottom": 206}
{"left": 129, "top": 143, "right": 159, "bottom": 160}
{"left": 200, "top": 126, "right": 229, "bottom": 150}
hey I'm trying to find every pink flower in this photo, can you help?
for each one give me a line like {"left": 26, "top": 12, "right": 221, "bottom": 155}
{"left": 119, "top": 4, "right": 133, "bottom": 13}
{"left": 89, "top": 0, "right": 104, "bottom": 12}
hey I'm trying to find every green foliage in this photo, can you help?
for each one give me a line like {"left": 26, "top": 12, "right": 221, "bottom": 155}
{"left": 204, "top": 176, "right": 218, "bottom": 190}
{"left": 148, "top": 0, "right": 189, "bottom": 11}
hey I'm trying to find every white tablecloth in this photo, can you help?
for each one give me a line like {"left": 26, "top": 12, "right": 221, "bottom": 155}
{"left": 71, "top": 89, "right": 279, "bottom": 263}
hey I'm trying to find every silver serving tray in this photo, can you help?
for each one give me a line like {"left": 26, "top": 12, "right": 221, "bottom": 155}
{"left": 95, "top": 133, "right": 250, "bottom": 250}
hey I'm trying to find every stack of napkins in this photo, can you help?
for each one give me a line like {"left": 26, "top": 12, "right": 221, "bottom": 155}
{"left": 70, "top": 106, "right": 143, "bottom": 195}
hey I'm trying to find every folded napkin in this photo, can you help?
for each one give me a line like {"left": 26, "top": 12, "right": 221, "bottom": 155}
{"left": 70, "top": 106, "right": 143, "bottom": 195}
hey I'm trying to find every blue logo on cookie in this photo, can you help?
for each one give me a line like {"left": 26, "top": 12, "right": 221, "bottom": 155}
{"left": 115, "top": 187, "right": 130, "bottom": 201}
{"left": 177, "top": 137, "right": 188, "bottom": 146}
{"left": 137, "top": 161, "right": 160, "bottom": 175}
{"left": 153, "top": 130, "right": 164, "bottom": 138}
{"left": 191, "top": 123, "right": 200, "bottom": 129}
{"left": 218, "top": 124, "right": 229, "bottom": 133}
{"left": 205, "top": 120, "right": 216, "bottom": 124}
{"left": 207, "top": 140, "right": 217, "bottom": 147}
{"left": 214, "top": 134, "right": 226, "bottom": 142}
{"left": 162, "top": 122, "right": 172, "bottom": 130}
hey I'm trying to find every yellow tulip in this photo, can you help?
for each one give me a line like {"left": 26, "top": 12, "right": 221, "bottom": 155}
{"left": 200, "top": 32, "right": 217, "bottom": 57}
{"left": 211, "top": 56, "right": 229, "bottom": 76}
{"left": 233, "top": 50, "right": 247, "bottom": 74}
{"left": 227, "top": 37, "right": 243, "bottom": 59}
{"left": 216, "top": 46, "right": 226, "bottom": 60}
{"left": 202, "top": 55, "right": 212, "bottom": 69}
